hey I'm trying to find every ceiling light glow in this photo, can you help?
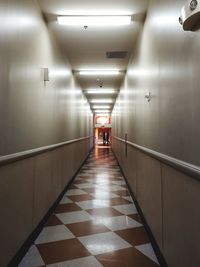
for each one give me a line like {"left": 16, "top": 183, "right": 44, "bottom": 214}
{"left": 94, "top": 110, "right": 111, "bottom": 113}
{"left": 87, "top": 89, "right": 116, "bottom": 94}
{"left": 92, "top": 105, "right": 111, "bottom": 109}
{"left": 78, "top": 70, "right": 121, "bottom": 76}
{"left": 90, "top": 99, "right": 113, "bottom": 103}
{"left": 95, "top": 113, "right": 110, "bottom": 116}
{"left": 57, "top": 16, "right": 131, "bottom": 26}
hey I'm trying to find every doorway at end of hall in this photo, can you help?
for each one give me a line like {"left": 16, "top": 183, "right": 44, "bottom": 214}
{"left": 95, "top": 128, "right": 111, "bottom": 145}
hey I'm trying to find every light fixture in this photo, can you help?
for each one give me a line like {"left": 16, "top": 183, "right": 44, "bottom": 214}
{"left": 94, "top": 110, "right": 111, "bottom": 113}
{"left": 145, "top": 92, "right": 152, "bottom": 102}
{"left": 179, "top": 0, "right": 200, "bottom": 30}
{"left": 86, "top": 89, "right": 116, "bottom": 94}
{"left": 96, "top": 113, "right": 110, "bottom": 116}
{"left": 57, "top": 15, "right": 131, "bottom": 26}
{"left": 90, "top": 99, "right": 113, "bottom": 103}
{"left": 78, "top": 70, "right": 121, "bottom": 76}
{"left": 92, "top": 105, "right": 111, "bottom": 109}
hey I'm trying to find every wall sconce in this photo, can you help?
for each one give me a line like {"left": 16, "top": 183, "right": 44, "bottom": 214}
{"left": 145, "top": 92, "right": 152, "bottom": 102}
{"left": 43, "top": 68, "right": 50, "bottom": 82}
{"left": 179, "top": 0, "right": 200, "bottom": 30}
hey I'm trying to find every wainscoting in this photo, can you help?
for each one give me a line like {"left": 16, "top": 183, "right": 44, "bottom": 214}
{"left": 112, "top": 136, "right": 200, "bottom": 267}
{"left": 0, "top": 136, "right": 93, "bottom": 267}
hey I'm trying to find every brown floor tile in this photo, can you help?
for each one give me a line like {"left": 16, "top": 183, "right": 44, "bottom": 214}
{"left": 96, "top": 247, "right": 159, "bottom": 267}
{"left": 67, "top": 220, "right": 110, "bottom": 237}
{"left": 109, "top": 197, "right": 131, "bottom": 206}
{"left": 37, "top": 239, "right": 90, "bottom": 265}
{"left": 109, "top": 177, "right": 124, "bottom": 181}
{"left": 115, "top": 190, "right": 130, "bottom": 197}
{"left": 128, "top": 214, "right": 143, "bottom": 223}
{"left": 121, "top": 185, "right": 128, "bottom": 189}
{"left": 87, "top": 207, "right": 123, "bottom": 217}
{"left": 115, "top": 227, "right": 150, "bottom": 246}
{"left": 46, "top": 215, "right": 63, "bottom": 226}
{"left": 82, "top": 188, "right": 96, "bottom": 194}
{"left": 68, "top": 194, "right": 94, "bottom": 202}
{"left": 77, "top": 175, "right": 92, "bottom": 179}
{"left": 54, "top": 203, "right": 81, "bottom": 213}
{"left": 73, "top": 180, "right": 88, "bottom": 184}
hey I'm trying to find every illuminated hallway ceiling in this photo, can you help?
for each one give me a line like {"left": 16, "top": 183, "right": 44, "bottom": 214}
{"left": 38, "top": 0, "right": 148, "bottom": 113}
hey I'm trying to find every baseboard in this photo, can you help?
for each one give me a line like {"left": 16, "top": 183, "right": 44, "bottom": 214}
{"left": 112, "top": 148, "right": 168, "bottom": 267}
{"left": 7, "top": 147, "right": 93, "bottom": 267}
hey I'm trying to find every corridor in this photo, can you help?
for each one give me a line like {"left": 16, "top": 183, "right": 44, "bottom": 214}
{"left": 1, "top": 0, "right": 200, "bottom": 266}
{"left": 18, "top": 146, "right": 159, "bottom": 267}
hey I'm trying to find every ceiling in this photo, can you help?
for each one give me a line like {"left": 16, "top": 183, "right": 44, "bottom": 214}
{"left": 38, "top": 0, "right": 148, "bottom": 112}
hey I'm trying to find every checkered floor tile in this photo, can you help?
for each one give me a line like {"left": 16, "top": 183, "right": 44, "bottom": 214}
{"left": 18, "top": 146, "right": 159, "bottom": 267}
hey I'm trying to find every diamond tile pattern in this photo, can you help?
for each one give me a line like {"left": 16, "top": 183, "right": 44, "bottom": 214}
{"left": 18, "top": 146, "right": 159, "bottom": 267}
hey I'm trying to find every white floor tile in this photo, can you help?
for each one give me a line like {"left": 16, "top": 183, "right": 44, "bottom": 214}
{"left": 101, "top": 215, "right": 142, "bottom": 231}
{"left": 18, "top": 245, "right": 44, "bottom": 267}
{"left": 135, "top": 243, "right": 159, "bottom": 265}
{"left": 35, "top": 225, "right": 74, "bottom": 244}
{"left": 122, "top": 196, "right": 133, "bottom": 203}
{"left": 88, "top": 179, "right": 111, "bottom": 185}
{"left": 91, "top": 191, "right": 118, "bottom": 199}
{"left": 47, "top": 256, "right": 103, "bottom": 267}
{"left": 76, "top": 199, "right": 110, "bottom": 210}
{"left": 113, "top": 204, "right": 138, "bottom": 215}
{"left": 98, "top": 185, "right": 126, "bottom": 192}
{"left": 56, "top": 210, "right": 92, "bottom": 224}
{"left": 75, "top": 183, "right": 95, "bottom": 189}
{"left": 78, "top": 232, "right": 131, "bottom": 255}
{"left": 59, "top": 196, "right": 73, "bottom": 204}
{"left": 112, "top": 180, "right": 126, "bottom": 185}
{"left": 66, "top": 189, "right": 87, "bottom": 196}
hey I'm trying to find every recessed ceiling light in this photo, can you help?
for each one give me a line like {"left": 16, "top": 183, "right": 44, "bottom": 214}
{"left": 87, "top": 89, "right": 116, "bottom": 94}
{"left": 94, "top": 110, "right": 111, "bottom": 113}
{"left": 92, "top": 105, "right": 111, "bottom": 109}
{"left": 78, "top": 70, "right": 121, "bottom": 76}
{"left": 57, "top": 16, "right": 131, "bottom": 26}
{"left": 90, "top": 99, "right": 113, "bottom": 103}
{"left": 95, "top": 113, "right": 110, "bottom": 116}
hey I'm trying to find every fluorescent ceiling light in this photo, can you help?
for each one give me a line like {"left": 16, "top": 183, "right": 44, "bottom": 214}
{"left": 78, "top": 70, "right": 120, "bottom": 76}
{"left": 57, "top": 16, "right": 131, "bottom": 26}
{"left": 95, "top": 113, "right": 110, "bottom": 116}
{"left": 94, "top": 110, "right": 111, "bottom": 113}
{"left": 92, "top": 105, "right": 111, "bottom": 109}
{"left": 87, "top": 89, "right": 116, "bottom": 94}
{"left": 90, "top": 99, "right": 113, "bottom": 103}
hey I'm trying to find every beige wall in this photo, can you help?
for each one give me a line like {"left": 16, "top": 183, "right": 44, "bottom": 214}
{"left": 112, "top": 139, "right": 200, "bottom": 267}
{"left": 0, "top": 1, "right": 93, "bottom": 266}
{"left": 112, "top": 0, "right": 200, "bottom": 266}
{"left": 113, "top": 0, "right": 200, "bottom": 166}
{"left": 0, "top": 0, "right": 93, "bottom": 156}
{"left": 0, "top": 139, "right": 92, "bottom": 267}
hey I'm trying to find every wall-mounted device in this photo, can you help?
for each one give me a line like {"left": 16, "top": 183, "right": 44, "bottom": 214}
{"left": 179, "top": 0, "right": 200, "bottom": 30}
{"left": 43, "top": 68, "right": 50, "bottom": 82}
{"left": 145, "top": 92, "right": 152, "bottom": 102}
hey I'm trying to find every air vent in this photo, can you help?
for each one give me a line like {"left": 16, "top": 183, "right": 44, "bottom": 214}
{"left": 106, "top": 51, "right": 128, "bottom": 59}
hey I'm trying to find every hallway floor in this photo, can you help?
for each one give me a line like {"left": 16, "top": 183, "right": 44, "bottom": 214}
{"left": 18, "top": 146, "right": 159, "bottom": 267}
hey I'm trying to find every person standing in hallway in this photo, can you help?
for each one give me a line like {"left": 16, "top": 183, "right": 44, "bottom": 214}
{"left": 106, "top": 131, "right": 109, "bottom": 144}
{"left": 103, "top": 131, "right": 106, "bottom": 145}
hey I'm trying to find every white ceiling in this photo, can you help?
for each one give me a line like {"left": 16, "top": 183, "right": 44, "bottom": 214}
{"left": 38, "top": 0, "right": 148, "bottom": 110}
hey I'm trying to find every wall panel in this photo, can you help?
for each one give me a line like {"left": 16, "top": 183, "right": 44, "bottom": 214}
{"left": 0, "top": 159, "right": 35, "bottom": 267}
{"left": 162, "top": 165, "right": 200, "bottom": 267}
{"left": 112, "top": 0, "right": 200, "bottom": 266}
